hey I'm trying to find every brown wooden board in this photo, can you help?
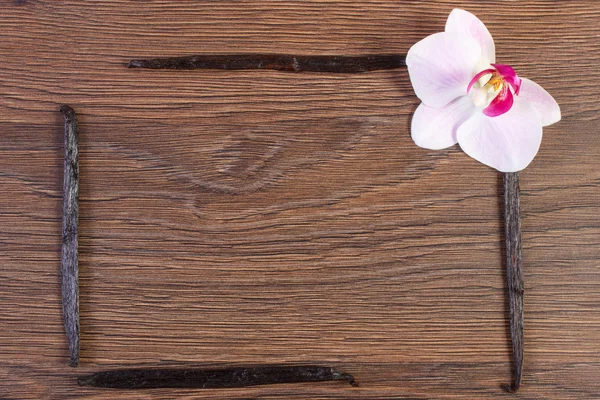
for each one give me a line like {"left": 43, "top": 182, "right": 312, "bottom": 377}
{"left": 0, "top": 1, "right": 599, "bottom": 399}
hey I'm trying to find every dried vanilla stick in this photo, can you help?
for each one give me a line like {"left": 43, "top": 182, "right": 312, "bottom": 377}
{"left": 60, "top": 105, "right": 80, "bottom": 367}
{"left": 503, "top": 172, "right": 523, "bottom": 392}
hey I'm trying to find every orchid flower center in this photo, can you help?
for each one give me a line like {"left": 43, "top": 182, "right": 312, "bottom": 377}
{"left": 467, "top": 64, "right": 522, "bottom": 117}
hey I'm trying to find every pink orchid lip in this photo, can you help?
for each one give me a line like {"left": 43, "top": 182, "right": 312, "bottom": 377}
{"left": 483, "top": 84, "right": 514, "bottom": 117}
{"left": 466, "top": 64, "right": 522, "bottom": 117}
{"left": 492, "top": 63, "right": 522, "bottom": 95}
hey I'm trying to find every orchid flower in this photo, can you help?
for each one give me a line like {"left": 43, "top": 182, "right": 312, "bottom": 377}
{"left": 407, "top": 9, "right": 561, "bottom": 172}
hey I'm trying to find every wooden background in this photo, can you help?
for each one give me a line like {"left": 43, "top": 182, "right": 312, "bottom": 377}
{"left": 0, "top": 1, "right": 598, "bottom": 399}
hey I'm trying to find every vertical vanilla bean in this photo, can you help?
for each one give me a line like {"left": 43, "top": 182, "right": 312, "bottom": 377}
{"left": 60, "top": 105, "right": 80, "bottom": 367}
{"left": 128, "top": 54, "right": 405, "bottom": 73}
{"left": 503, "top": 172, "right": 523, "bottom": 392}
{"left": 78, "top": 366, "right": 358, "bottom": 389}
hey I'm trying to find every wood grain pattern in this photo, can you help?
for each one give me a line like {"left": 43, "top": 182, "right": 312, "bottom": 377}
{"left": 0, "top": 1, "right": 599, "bottom": 399}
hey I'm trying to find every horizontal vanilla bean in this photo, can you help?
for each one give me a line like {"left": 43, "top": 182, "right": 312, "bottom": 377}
{"left": 78, "top": 366, "right": 358, "bottom": 389}
{"left": 503, "top": 172, "right": 523, "bottom": 393}
{"left": 129, "top": 54, "right": 405, "bottom": 73}
{"left": 60, "top": 105, "right": 80, "bottom": 367}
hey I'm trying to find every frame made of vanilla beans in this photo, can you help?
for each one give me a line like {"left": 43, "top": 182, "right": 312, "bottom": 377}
{"left": 57, "top": 54, "right": 525, "bottom": 393}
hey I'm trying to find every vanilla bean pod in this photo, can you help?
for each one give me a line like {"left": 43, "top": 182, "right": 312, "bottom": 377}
{"left": 129, "top": 54, "right": 405, "bottom": 73}
{"left": 60, "top": 105, "right": 80, "bottom": 367}
{"left": 503, "top": 172, "right": 523, "bottom": 392}
{"left": 78, "top": 366, "right": 358, "bottom": 389}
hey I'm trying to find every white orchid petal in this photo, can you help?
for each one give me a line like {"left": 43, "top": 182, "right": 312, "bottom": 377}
{"left": 445, "top": 8, "right": 496, "bottom": 64}
{"left": 407, "top": 32, "right": 482, "bottom": 108}
{"left": 411, "top": 96, "right": 476, "bottom": 150}
{"left": 518, "top": 78, "right": 561, "bottom": 127}
{"left": 457, "top": 99, "right": 543, "bottom": 172}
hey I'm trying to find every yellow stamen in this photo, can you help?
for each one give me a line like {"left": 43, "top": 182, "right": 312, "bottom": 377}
{"left": 485, "top": 72, "right": 505, "bottom": 91}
